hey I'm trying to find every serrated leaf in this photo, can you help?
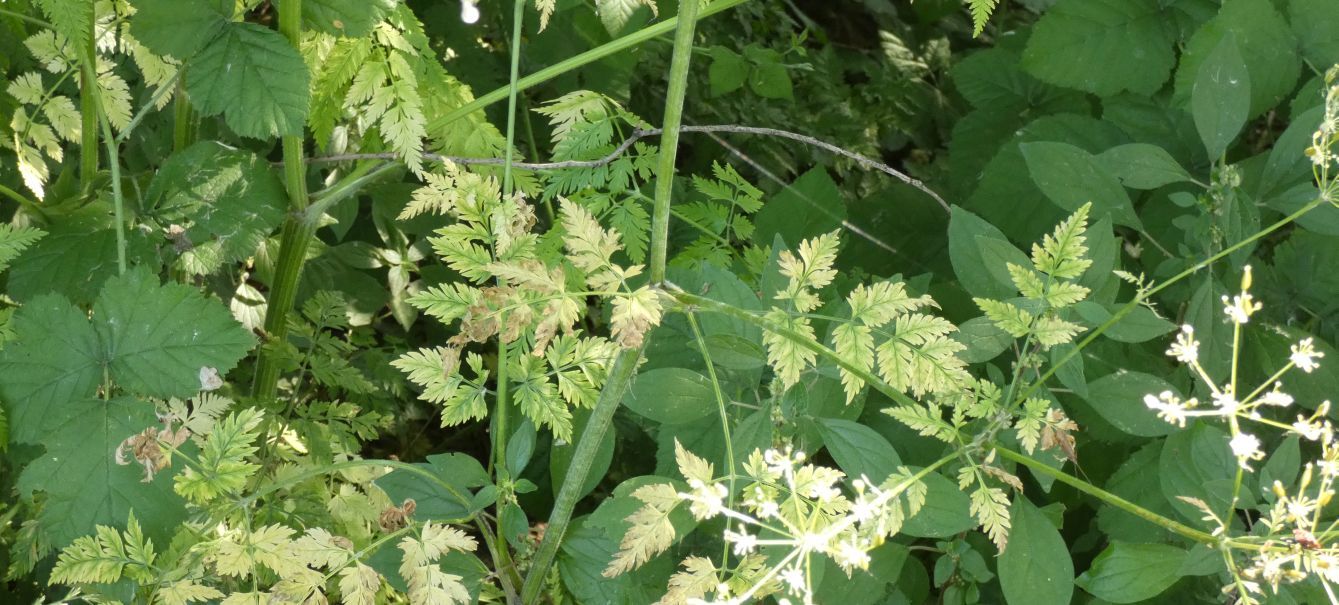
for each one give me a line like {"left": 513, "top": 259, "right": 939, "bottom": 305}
{"left": 595, "top": 0, "right": 656, "bottom": 35}
{"left": 8, "top": 224, "right": 157, "bottom": 305}
{"left": 1021, "top": 0, "right": 1176, "bottom": 97}
{"left": 130, "top": 0, "right": 230, "bottom": 60}
{"left": 145, "top": 142, "right": 287, "bottom": 270}
{"left": 16, "top": 398, "right": 186, "bottom": 549}
{"left": 296, "top": 0, "right": 393, "bottom": 37}
{"left": 95, "top": 269, "right": 255, "bottom": 398}
{"left": 0, "top": 295, "right": 102, "bottom": 444}
{"left": 186, "top": 23, "right": 310, "bottom": 138}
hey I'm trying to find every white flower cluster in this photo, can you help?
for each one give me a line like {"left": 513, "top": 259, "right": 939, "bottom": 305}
{"left": 675, "top": 446, "right": 926, "bottom": 605}
{"left": 1146, "top": 268, "right": 1325, "bottom": 471}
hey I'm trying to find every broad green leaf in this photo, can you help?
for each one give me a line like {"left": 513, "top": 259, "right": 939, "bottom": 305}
{"left": 145, "top": 141, "right": 287, "bottom": 271}
{"left": 950, "top": 48, "right": 1083, "bottom": 112}
{"left": 1260, "top": 436, "right": 1301, "bottom": 493}
{"left": 967, "top": 115, "right": 1129, "bottom": 241}
{"left": 814, "top": 418, "right": 902, "bottom": 483}
{"left": 1084, "top": 371, "right": 1179, "bottom": 437}
{"left": 1076, "top": 542, "right": 1186, "bottom": 603}
{"left": 1191, "top": 34, "right": 1251, "bottom": 159}
{"left": 594, "top": 0, "right": 656, "bottom": 35}
{"left": 953, "top": 316, "right": 1014, "bottom": 363}
{"left": 1174, "top": 0, "right": 1300, "bottom": 118}
{"left": 376, "top": 453, "right": 491, "bottom": 520}
{"left": 16, "top": 398, "right": 186, "bottom": 549}
{"left": 902, "top": 471, "right": 975, "bottom": 538}
{"left": 1160, "top": 423, "right": 1249, "bottom": 521}
{"left": 999, "top": 497, "right": 1073, "bottom": 605}
{"left": 0, "top": 295, "right": 102, "bottom": 444}
{"left": 94, "top": 269, "right": 255, "bottom": 399}
{"left": 8, "top": 224, "right": 156, "bottom": 305}
{"left": 948, "top": 206, "right": 1025, "bottom": 300}
{"left": 506, "top": 419, "right": 537, "bottom": 476}
{"left": 558, "top": 517, "right": 669, "bottom": 604}
{"left": 974, "top": 236, "right": 1034, "bottom": 295}
{"left": 1097, "top": 143, "right": 1195, "bottom": 190}
{"left": 130, "top": 0, "right": 230, "bottom": 59}
{"left": 1021, "top": 0, "right": 1176, "bottom": 96}
{"left": 1072, "top": 302, "right": 1177, "bottom": 343}
{"left": 1020, "top": 141, "right": 1141, "bottom": 228}
{"left": 753, "top": 168, "right": 845, "bottom": 246}
{"left": 294, "top": 0, "right": 393, "bottom": 37}
{"left": 1288, "top": 0, "right": 1339, "bottom": 67}
{"left": 186, "top": 23, "right": 311, "bottom": 138}
{"left": 1097, "top": 442, "right": 1179, "bottom": 543}
{"left": 623, "top": 368, "right": 715, "bottom": 425}
{"left": 551, "top": 408, "right": 616, "bottom": 500}
{"left": 707, "top": 47, "right": 748, "bottom": 97}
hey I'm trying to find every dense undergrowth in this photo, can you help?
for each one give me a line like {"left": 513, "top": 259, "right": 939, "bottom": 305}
{"left": 2, "top": 0, "right": 1339, "bottom": 603}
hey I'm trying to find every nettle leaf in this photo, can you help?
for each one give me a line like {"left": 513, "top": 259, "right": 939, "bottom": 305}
{"left": 95, "top": 269, "right": 255, "bottom": 398}
{"left": 998, "top": 497, "right": 1073, "bottom": 605}
{"left": 129, "top": 0, "right": 231, "bottom": 60}
{"left": 16, "top": 398, "right": 186, "bottom": 550}
{"left": 0, "top": 295, "right": 103, "bottom": 444}
{"left": 0, "top": 269, "right": 253, "bottom": 444}
{"left": 1076, "top": 542, "right": 1186, "bottom": 603}
{"left": 1021, "top": 0, "right": 1176, "bottom": 96}
{"left": 296, "top": 0, "right": 394, "bottom": 37}
{"left": 1191, "top": 34, "right": 1251, "bottom": 159}
{"left": 1289, "top": 0, "right": 1339, "bottom": 67}
{"left": 186, "top": 23, "right": 310, "bottom": 138}
{"left": 594, "top": 0, "right": 657, "bottom": 35}
{"left": 144, "top": 141, "right": 287, "bottom": 272}
{"left": 1173, "top": 0, "right": 1300, "bottom": 118}
{"left": 8, "top": 222, "right": 158, "bottom": 305}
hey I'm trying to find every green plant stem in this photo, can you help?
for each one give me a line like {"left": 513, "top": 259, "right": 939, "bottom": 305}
{"left": 520, "top": 348, "right": 640, "bottom": 603}
{"left": 997, "top": 446, "right": 1212, "bottom": 541}
{"left": 0, "top": 184, "right": 44, "bottom": 218}
{"left": 252, "top": 0, "right": 312, "bottom": 402}
{"left": 648, "top": 0, "right": 702, "bottom": 284}
{"left": 92, "top": 85, "right": 126, "bottom": 274}
{"left": 1014, "top": 196, "right": 1327, "bottom": 407}
{"left": 79, "top": 8, "right": 98, "bottom": 187}
{"left": 426, "top": 0, "right": 747, "bottom": 134}
{"left": 172, "top": 74, "right": 195, "bottom": 152}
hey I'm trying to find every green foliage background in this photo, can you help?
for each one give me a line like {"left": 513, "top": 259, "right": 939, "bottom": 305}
{"left": 0, "top": 0, "right": 1337, "bottom": 603}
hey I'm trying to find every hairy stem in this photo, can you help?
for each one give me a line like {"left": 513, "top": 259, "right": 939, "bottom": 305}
{"left": 649, "top": 0, "right": 702, "bottom": 283}
{"left": 252, "top": 0, "right": 312, "bottom": 401}
{"left": 427, "top": 0, "right": 747, "bottom": 133}
{"left": 172, "top": 74, "right": 195, "bottom": 152}
{"left": 79, "top": 7, "right": 97, "bottom": 186}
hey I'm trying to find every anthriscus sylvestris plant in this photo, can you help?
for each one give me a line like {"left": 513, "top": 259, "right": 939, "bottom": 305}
{"left": 6, "top": 0, "right": 1339, "bottom": 603}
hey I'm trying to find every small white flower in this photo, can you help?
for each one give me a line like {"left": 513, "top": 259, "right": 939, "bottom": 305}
{"left": 1167, "top": 325, "right": 1200, "bottom": 364}
{"left": 1257, "top": 385, "right": 1294, "bottom": 407}
{"left": 1229, "top": 432, "right": 1265, "bottom": 469}
{"left": 1145, "top": 391, "right": 1197, "bottom": 427}
{"left": 834, "top": 538, "right": 871, "bottom": 569}
{"left": 1293, "top": 418, "right": 1325, "bottom": 441}
{"left": 780, "top": 565, "right": 807, "bottom": 593}
{"left": 1291, "top": 338, "right": 1324, "bottom": 373}
{"left": 724, "top": 528, "right": 758, "bottom": 555}
{"left": 1213, "top": 389, "right": 1240, "bottom": 414}
{"left": 1222, "top": 293, "right": 1262, "bottom": 324}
